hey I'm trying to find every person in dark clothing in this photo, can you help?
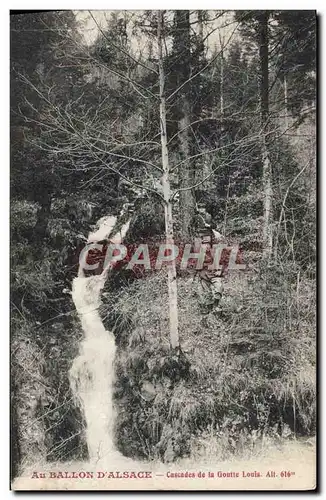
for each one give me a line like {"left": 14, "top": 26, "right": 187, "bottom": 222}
{"left": 193, "top": 204, "right": 226, "bottom": 314}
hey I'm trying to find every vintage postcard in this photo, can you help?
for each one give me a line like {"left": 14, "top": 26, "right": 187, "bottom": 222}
{"left": 10, "top": 9, "right": 316, "bottom": 491}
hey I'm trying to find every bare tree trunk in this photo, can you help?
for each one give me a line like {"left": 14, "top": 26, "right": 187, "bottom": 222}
{"left": 197, "top": 10, "right": 206, "bottom": 58}
{"left": 219, "top": 31, "right": 224, "bottom": 119}
{"left": 259, "top": 11, "right": 273, "bottom": 257}
{"left": 197, "top": 10, "right": 203, "bottom": 41}
{"left": 262, "top": 140, "right": 273, "bottom": 254}
{"left": 284, "top": 75, "right": 289, "bottom": 131}
{"left": 178, "top": 98, "right": 194, "bottom": 241}
{"left": 174, "top": 10, "right": 195, "bottom": 241}
{"left": 223, "top": 175, "right": 231, "bottom": 235}
{"left": 158, "top": 11, "right": 180, "bottom": 351}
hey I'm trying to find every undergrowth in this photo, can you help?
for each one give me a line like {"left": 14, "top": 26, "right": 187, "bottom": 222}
{"left": 101, "top": 262, "right": 316, "bottom": 463}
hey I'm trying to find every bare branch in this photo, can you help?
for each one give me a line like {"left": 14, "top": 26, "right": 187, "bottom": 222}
{"left": 171, "top": 127, "right": 273, "bottom": 172}
{"left": 89, "top": 148, "right": 165, "bottom": 202}
{"left": 274, "top": 161, "right": 310, "bottom": 254}
{"left": 19, "top": 72, "right": 163, "bottom": 174}
{"left": 166, "top": 21, "right": 240, "bottom": 102}
{"left": 171, "top": 137, "right": 254, "bottom": 196}
{"left": 88, "top": 11, "right": 158, "bottom": 75}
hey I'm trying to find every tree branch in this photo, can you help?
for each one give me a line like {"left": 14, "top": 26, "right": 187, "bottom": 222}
{"left": 166, "top": 21, "right": 240, "bottom": 102}
{"left": 89, "top": 11, "right": 158, "bottom": 75}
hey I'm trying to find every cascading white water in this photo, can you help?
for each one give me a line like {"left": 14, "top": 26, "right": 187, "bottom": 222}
{"left": 70, "top": 215, "right": 130, "bottom": 463}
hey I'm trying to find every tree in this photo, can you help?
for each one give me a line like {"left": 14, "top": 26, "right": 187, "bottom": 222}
{"left": 11, "top": 10, "right": 316, "bottom": 471}
{"left": 21, "top": 11, "right": 249, "bottom": 354}
{"left": 258, "top": 11, "right": 273, "bottom": 257}
{"left": 274, "top": 10, "right": 316, "bottom": 116}
{"left": 157, "top": 11, "right": 179, "bottom": 351}
{"left": 19, "top": 11, "right": 184, "bottom": 353}
{"left": 172, "top": 11, "right": 195, "bottom": 241}
{"left": 11, "top": 11, "right": 93, "bottom": 469}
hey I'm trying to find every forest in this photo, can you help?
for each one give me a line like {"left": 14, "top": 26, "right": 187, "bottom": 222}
{"left": 10, "top": 10, "right": 316, "bottom": 478}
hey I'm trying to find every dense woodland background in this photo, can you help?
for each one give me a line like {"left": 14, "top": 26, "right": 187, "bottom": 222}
{"left": 11, "top": 10, "right": 316, "bottom": 476}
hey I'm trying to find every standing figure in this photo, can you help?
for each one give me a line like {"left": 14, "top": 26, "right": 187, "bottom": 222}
{"left": 194, "top": 204, "right": 226, "bottom": 314}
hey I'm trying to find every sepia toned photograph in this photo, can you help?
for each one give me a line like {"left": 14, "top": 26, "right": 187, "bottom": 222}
{"left": 10, "top": 9, "right": 317, "bottom": 491}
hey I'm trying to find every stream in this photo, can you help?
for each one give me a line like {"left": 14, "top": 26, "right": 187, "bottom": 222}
{"left": 69, "top": 215, "right": 130, "bottom": 463}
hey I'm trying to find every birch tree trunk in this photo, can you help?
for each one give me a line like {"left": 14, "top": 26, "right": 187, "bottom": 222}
{"left": 259, "top": 11, "right": 273, "bottom": 257}
{"left": 157, "top": 11, "right": 180, "bottom": 352}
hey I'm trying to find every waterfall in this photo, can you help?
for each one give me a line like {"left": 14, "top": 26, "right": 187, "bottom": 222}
{"left": 70, "top": 215, "right": 130, "bottom": 463}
